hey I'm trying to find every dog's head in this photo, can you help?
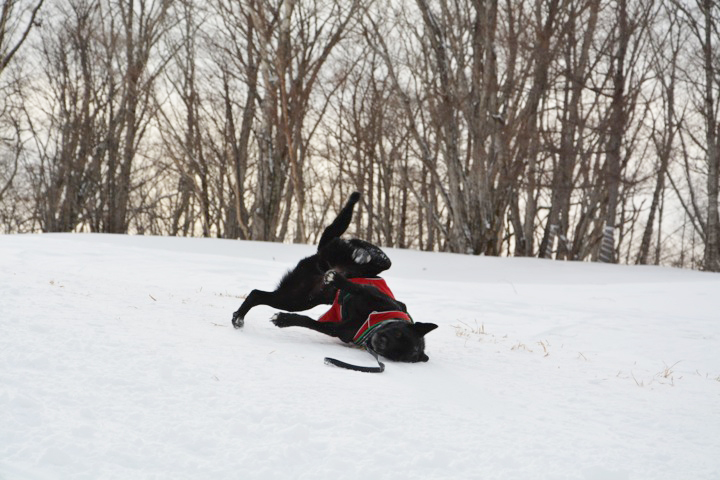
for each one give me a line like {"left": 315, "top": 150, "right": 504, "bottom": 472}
{"left": 368, "top": 321, "right": 438, "bottom": 363}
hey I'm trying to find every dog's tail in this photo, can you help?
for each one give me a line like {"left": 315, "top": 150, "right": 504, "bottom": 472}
{"left": 317, "top": 192, "right": 360, "bottom": 250}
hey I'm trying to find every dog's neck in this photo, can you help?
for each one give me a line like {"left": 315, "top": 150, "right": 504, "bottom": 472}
{"left": 353, "top": 311, "right": 413, "bottom": 345}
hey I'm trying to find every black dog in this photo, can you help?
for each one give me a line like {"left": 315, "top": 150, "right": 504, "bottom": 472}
{"left": 231, "top": 192, "right": 391, "bottom": 328}
{"left": 272, "top": 270, "right": 438, "bottom": 363}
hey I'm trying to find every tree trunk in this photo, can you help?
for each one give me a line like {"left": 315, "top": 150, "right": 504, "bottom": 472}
{"left": 599, "top": 0, "right": 628, "bottom": 264}
{"left": 701, "top": 0, "right": 720, "bottom": 271}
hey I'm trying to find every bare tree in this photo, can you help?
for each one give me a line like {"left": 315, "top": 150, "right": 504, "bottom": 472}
{"left": 636, "top": 1, "right": 683, "bottom": 265}
{"left": 155, "top": 0, "right": 213, "bottom": 236}
{"left": 28, "top": 0, "right": 104, "bottom": 232}
{"left": 596, "top": 0, "right": 632, "bottom": 263}
{"left": 104, "top": 0, "right": 173, "bottom": 233}
{"left": 538, "top": 0, "right": 600, "bottom": 260}
{"left": 212, "top": 0, "right": 361, "bottom": 242}
{"left": 669, "top": 0, "right": 720, "bottom": 271}
{"left": 1, "top": 0, "right": 44, "bottom": 72}
{"left": 1, "top": 0, "right": 44, "bottom": 205}
{"left": 696, "top": 0, "right": 720, "bottom": 271}
{"left": 25, "top": 0, "right": 174, "bottom": 233}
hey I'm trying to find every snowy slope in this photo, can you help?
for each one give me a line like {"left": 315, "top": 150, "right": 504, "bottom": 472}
{"left": 1, "top": 233, "right": 719, "bottom": 480}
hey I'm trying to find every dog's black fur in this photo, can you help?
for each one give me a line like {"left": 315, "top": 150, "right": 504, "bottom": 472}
{"left": 272, "top": 270, "right": 438, "bottom": 363}
{"left": 231, "top": 192, "right": 391, "bottom": 328}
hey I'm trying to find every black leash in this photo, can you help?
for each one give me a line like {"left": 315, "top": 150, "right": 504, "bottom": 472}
{"left": 324, "top": 346, "right": 385, "bottom": 373}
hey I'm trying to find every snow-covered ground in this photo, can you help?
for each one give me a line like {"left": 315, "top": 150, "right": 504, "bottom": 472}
{"left": 1, "top": 233, "right": 719, "bottom": 480}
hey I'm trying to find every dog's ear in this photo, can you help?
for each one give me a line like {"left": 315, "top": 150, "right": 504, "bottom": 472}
{"left": 414, "top": 322, "right": 438, "bottom": 336}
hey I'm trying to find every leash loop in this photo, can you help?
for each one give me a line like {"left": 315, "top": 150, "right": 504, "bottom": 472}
{"left": 324, "top": 345, "right": 385, "bottom": 373}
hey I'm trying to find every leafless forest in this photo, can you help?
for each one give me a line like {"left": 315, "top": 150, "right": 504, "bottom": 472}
{"left": 1, "top": 0, "right": 719, "bottom": 270}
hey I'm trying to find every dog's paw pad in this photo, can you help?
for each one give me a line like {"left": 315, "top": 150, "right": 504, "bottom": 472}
{"left": 323, "top": 270, "right": 337, "bottom": 285}
{"left": 232, "top": 312, "right": 244, "bottom": 329}
{"left": 271, "top": 313, "right": 289, "bottom": 327}
{"left": 352, "top": 248, "right": 371, "bottom": 264}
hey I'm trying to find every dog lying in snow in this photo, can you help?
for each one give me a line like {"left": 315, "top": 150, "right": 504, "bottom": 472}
{"left": 231, "top": 192, "right": 390, "bottom": 327}
{"left": 231, "top": 192, "right": 437, "bottom": 364}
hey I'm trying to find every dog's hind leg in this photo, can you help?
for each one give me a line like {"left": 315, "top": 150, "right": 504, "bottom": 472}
{"left": 271, "top": 313, "right": 340, "bottom": 337}
{"left": 317, "top": 192, "right": 360, "bottom": 249}
{"left": 232, "top": 287, "right": 329, "bottom": 329}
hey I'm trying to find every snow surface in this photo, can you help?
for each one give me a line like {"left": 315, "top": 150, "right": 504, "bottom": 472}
{"left": 1, "top": 233, "right": 719, "bottom": 480}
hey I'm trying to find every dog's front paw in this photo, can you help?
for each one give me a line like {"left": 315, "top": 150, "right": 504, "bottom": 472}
{"left": 352, "top": 248, "right": 371, "bottom": 264}
{"left": 323, "top": 270, "right": 338, "bottom": 285}
{"left": 271, "top": 313, "right": 291, "bottom": 328}
{"left": 232, "top": 311, "right": 244, "bottom": 329}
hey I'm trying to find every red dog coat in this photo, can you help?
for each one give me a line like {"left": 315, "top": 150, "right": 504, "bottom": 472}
{"left": 318, "top": 277, "right": 412, "bottom": 345}
{"left": 318, "top": 277, "right": 396, "bottom": 323}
